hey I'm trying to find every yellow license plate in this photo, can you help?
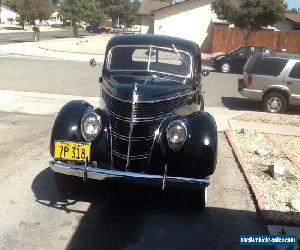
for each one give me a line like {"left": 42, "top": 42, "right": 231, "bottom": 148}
{"left": 54, "top": 141, "right": 91, "bottom": 162}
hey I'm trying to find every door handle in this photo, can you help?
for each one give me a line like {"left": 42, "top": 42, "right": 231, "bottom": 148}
{"left": 286, "top": 81, "right": 292, "bottom": 84}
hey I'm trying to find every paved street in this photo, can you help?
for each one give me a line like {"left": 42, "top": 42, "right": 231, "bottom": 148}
{"left": 0, "top": 56, "right": 245, "bottom": 108}
{"left": 0, "top": 30, "right": 89, "bottom": 45}
{"left": 0, "top": 111, "right": 270, "bottom": 250}
{"left": 0, "top": 55, "right": 273, "bottom": 249}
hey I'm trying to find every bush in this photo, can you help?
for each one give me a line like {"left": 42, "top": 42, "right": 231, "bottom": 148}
{"left": 63, "top": 21, "right": 71, "bottom": 27}
{"left": 15, "top": 16, "right": 24, "bottom": 26}
{"left": 7, "top": 18, "right": 14, "bottom": 24}
{"left": 51, "top": 24, "right": 64, "bottom": 28}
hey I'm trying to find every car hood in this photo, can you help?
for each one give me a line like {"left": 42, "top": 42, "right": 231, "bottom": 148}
{"left": 102, "top": 76, "right": 194, "bottom": 102}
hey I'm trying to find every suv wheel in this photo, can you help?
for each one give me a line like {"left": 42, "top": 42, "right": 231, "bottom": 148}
{"left": 263, "top": 92, "right": 287, "bottom": 114}
{"left": 54, "top": 172, "right": 83, "bottom": 198}
{"left": 220, "top": 62, "right": 231, "bottom": 73}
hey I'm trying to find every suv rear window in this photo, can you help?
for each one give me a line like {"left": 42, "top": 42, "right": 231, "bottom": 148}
{"left": 251, "top": 58, "right": 288, "bottom": 76}
{"left": 289, "top": 62, "right": 300, "bottom": 79}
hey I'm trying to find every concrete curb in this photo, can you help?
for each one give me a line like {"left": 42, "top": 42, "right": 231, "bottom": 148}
{"left": 265, "top": 133, "right": 300, "bottom": 172}
{"left": 37, "top": 45, "right": 104, "bottom": 56}
{"left": 224, "top": 130, "right": 300, "bottom": 227}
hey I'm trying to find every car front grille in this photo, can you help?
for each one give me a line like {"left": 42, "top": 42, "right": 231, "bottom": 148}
{"left": 102, "top": 90, "right": 189, "bottom": 172}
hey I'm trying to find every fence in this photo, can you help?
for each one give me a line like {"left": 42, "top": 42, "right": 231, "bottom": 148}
{"left": 211, "top": 24, "right": 300, "bottom": 54}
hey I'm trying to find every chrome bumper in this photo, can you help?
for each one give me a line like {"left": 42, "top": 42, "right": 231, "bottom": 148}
{"left": 238, "top": 79, "right": 262, "bottom": 101}
{"left": 49, "top": 160, "right": 209, "bottom": 189}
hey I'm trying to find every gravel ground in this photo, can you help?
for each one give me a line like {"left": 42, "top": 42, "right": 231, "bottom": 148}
{"left": 268, "top": 134, "right": 300, "bottom": 167}
{"left": 233, "top": 112, "right": 300, "bottom": 127}
{"left": 230, "top": 131, "right": 300, "bottom": 224}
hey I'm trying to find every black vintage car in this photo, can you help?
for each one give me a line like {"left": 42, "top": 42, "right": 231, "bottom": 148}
{"left": 212, "top": 46, "right": 272, "bottom": 73}
{"left": 49, "top": 34, "right": 217, "bottom": 209}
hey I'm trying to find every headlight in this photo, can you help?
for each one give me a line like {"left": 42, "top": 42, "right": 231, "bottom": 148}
{"left": 81, "top": 111, "right": 102, "bottom": 142}
{"left": 167, "top": 120, "right": 187, "bottom": 150}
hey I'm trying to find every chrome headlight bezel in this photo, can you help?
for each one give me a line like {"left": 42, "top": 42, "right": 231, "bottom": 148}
{"left": 81, "top": 111, "right": 102, "bottom": 142}
{"left": 166, "top": 120, "right": 187, "bottom": 150}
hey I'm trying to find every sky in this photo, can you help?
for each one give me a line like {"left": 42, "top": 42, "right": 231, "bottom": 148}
{"left": 286, "top": 0, "right": 300, "bottom": 9}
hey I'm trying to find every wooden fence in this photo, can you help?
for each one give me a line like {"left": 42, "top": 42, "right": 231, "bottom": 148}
{"left": 211, "top": 24, "right": 300, "bottom": 54}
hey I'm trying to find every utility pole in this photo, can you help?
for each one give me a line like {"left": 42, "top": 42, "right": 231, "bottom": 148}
{"left": 0, "top": 0, "right": 2, "bottom": 23}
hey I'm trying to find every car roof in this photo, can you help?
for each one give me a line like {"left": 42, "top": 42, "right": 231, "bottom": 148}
{"left": 106, "top": 34, "right": 200, "bottom": 57}
{"left": 271, "top": 52, "right": 300, "bottom": 60}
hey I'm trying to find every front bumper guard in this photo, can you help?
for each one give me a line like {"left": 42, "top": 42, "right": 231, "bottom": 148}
{"left": 49, "top": 160, "right": 209, "bottom": 190}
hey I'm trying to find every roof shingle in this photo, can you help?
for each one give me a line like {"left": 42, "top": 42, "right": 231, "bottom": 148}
{"left": 138, "top": 0, "right": 172, "bottom": 15}
{"left": 286, "top": 13, "right": 300, "bottom": 23}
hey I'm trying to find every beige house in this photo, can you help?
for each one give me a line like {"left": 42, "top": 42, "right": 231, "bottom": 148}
{"left": 0, "top": 4, "right": 19, "bottom": 24}
{"left": 138, "top": 0, "right": 222, "bottom": 52}
{"left": 273, "top": 13, "right": 300, "bottom": 31}
{"left": 138, "top": 0, "right": 172, "bottom": 34}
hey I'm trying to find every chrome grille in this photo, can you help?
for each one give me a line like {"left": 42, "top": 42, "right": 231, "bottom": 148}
{"left": 103, "top": 90, "right": 189, "bottom": 172}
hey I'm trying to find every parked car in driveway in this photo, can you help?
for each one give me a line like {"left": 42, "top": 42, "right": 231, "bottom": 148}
{"left": 86, "top": 25, "right": 110, "bottom": 34}
{"left": 212, "top": 46, "right": 271, "bottom": 73}
{"left": 238, "top": 53, "right": 300, "bottom": 113}
{"left": 49, "top": 34, "right": 217, "bottom": 209}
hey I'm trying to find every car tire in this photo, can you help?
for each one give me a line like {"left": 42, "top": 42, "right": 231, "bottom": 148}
{"left": 220, "top": 62, "right": 231, "bottom": 73}
{"left": 54, "top": 172, "right": 83, "bottom": 198}
{"left": 263, "top": 92, "right": 287, "bottom": 114}
{"left": 189, "top": 187, "right": 207, "bottom": 210}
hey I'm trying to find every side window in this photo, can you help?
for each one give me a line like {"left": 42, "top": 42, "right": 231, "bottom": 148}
{"left": 132, "top": 49, "right": 149, "bottom": 62}
{"left": 237, "top": 47, "right": 247, "bottom": 56}
{"left": 252, "top": 58, "right": 288, "bottom": 76}
{"left": 289, "top": 62, "right": 300, "bottom": 79}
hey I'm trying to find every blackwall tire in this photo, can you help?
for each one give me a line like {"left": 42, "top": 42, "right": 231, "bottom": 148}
{"left": 189, "top": 187, "right": 207, "bottom": 210}
{"left": 54, "top": 172, "right": 83, "bottom": 198}
{"left": 263, "top": 92, "right": 287, "bottom": 114}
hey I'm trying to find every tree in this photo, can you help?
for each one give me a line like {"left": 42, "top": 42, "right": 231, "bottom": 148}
{"left": 5, "top": 0, "right": 53, "bottom": 29}
{"left": 84, "top": 0, "right": 107, "bottom": 29}
{"left": 100, "top": 0, "right": 140, "bottom": 27}
{"left": 212, "top": 0, "right": 286, "bottom": 45}
{"left": 60, "top": 0, "right": 106, "bottom": 37}
{"left": 287, "top": 8, "right": 299, "bottom": 14}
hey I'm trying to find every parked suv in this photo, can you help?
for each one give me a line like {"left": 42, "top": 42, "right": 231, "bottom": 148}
{"left": 212, "top": 46, "right": 271, "bottom": 73}
{"left": 238, "top": 53, "right": 300, "bottom": 113}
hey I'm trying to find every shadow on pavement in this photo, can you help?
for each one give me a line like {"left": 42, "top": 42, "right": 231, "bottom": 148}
{"left": 222, "top": 96, "right": 300, "bottom": 115}
{"left": 31, "top": 167, "right": 274, "bottom": 250}
{"left": 222, "top": 96, "right": 261, "bottom": 111}
{"left": 1, "top": 27, "right": 23, "bottom": 30}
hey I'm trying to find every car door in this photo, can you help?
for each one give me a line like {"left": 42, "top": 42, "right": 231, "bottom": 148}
{"left": 230, "top": 47, "right": 249, "bottom": 72}
{"left": 284, "top": 61, "right": 300, "bottom": 105}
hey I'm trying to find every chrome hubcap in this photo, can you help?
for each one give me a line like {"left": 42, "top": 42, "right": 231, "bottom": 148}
{"left": 268, "top": 97, "right": 282, "bottom": 112}
{"left": 221, "top": 63, "right": 230, "bottom": 73}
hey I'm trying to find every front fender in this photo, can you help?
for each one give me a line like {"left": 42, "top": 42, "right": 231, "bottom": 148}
{"left": 149, "top": 111, "right": 217, "bottom": 178}
{"left": 50, "top": 100, "right": 111, "bottom": 163}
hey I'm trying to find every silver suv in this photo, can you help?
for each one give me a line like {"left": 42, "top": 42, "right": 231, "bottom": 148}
{"left": 238, "top": 53, "right": 300, "bottom": 113}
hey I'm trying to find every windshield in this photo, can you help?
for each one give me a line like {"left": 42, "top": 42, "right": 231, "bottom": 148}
{"left": 107, "top": 45, "right": 192, "bottom": 78}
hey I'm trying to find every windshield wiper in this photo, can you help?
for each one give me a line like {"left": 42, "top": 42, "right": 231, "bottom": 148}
{"left": 172, "top": 44, "right": 188, "bottom": 66}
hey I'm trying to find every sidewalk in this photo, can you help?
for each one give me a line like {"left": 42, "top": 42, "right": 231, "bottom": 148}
{"left": 0, "top": 42, "right": 104, "bottom": 62}
{"left": 0, "top": 89, "right": 299, "bottom": 136}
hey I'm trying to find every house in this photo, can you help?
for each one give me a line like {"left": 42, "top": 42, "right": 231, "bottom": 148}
{"left": 0, "top": 4, "right": 19, "bottom": 24}
{"left": 274, "top": 13, "right": 300, "bottom": 31}
{"left": 138, "top": 0, "right": 172, "bottom": 34}
{"left": 138, "top": 0, "right": 222, "bottom": 52}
